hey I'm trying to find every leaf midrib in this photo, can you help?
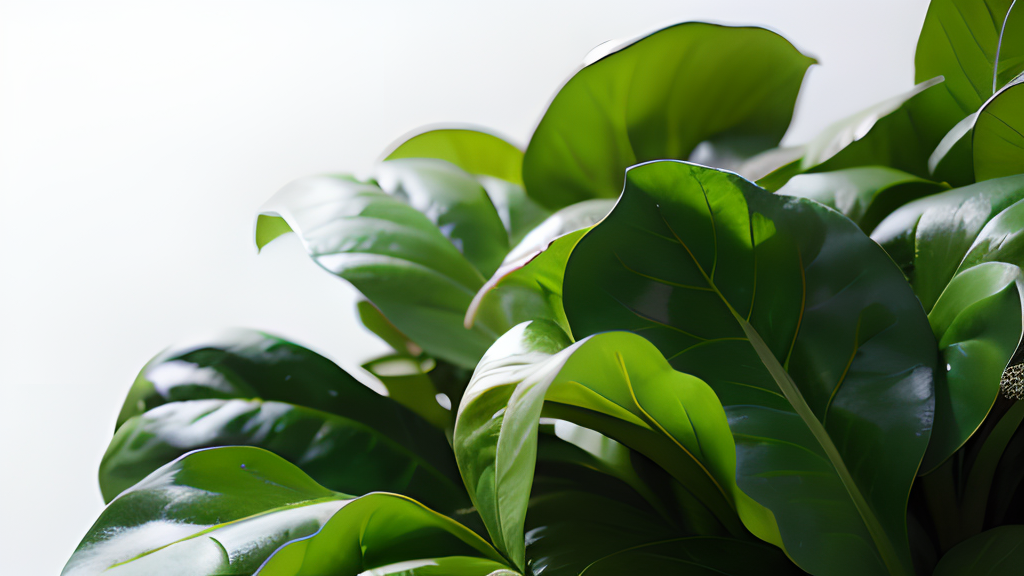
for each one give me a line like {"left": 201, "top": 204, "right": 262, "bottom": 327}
{"left": 654, "top": 203, "right": 908, "bottom": 576}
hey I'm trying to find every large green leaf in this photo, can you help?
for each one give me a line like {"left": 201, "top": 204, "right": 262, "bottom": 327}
{"left": 256, "top": 170, "right": 506, "bottom": 368}
{"left": 454, "top": 319, "right": 779, "bottom": 572}
{"left": 102, "top": 330, "right": 465, "bottom": 515}
{"left": 522, "top": 22, "right": 814, "bottom": 209}
{"left": 777, "top": 166, "right": 947, "bottom": 233}
{"left": 932, "top": 525, "right": 1024, "bottom": 576}
{"left": 64, "top": 447, "right": 507, "bottom": 576}
{"left": 562, "top": 161, "right": 937, "bottom": 576}
{"left": 465, "top": 199, "right": 613, "bottom": 334}
{"left": 974, "top": 79, "right": 1024, "bottom": 181}
{"left": 916, "top": 0, "right": 1024, "bottom": 116}
{"left": 871, "top": 174, "right": 1024, "bottom": 310}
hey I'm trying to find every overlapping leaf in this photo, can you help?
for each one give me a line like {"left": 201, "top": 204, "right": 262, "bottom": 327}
{"left": 101, "top": 329, "right": 467, "bottom": 516}
{"left": 522, "top": 22, "right": 814, "bottom": 209}
{"left": 563, "top": 160, "right": 937, "bottom": 576}
{"left": 931, "top": 525, "right": 1024, "bottom": 575}
{"left": 64, "top": 447, "right": 507, "bottom": 576}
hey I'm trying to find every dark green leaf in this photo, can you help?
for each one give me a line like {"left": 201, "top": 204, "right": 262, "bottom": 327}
{"left": 102, "top": 330, "right": 465, "bottom": 515}
{"left": 932, "top": 525, "right": 1024, "bottom": 575}
{"left": 454, "top": 320, "right": 779, "bottom": 571}
{"left": 578, "top": 538, "right": 804, "bottom": 576}
{"left": 522, "top": 22, "right": 814, "bottom": 209}
{"left": 563, "top": 161, "right": 937, "bottom": 576}
{"left": 916, "top": 0, "right": 1024, "bottom": 116}
{"left": 777, "top": 166, "right": 948, "bottom": 233}
{"left": 64, "top": 447, "right": 506, "bottom": 576}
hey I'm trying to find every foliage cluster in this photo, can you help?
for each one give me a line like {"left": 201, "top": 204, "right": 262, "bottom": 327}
{"left": 64, "top": 2, "right": 1024, "bottom": 575}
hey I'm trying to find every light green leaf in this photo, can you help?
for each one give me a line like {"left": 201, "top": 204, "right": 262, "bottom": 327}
{"left": 522, "top": 22, "right": 814, "bottom": 209}
{"left": 563, "top": 161, "right": 938, "bottom": 576}
{"left": 466, "top": 199, "right": 613, "bottom": 334}
{"left": 454, "top": 320, "right": 779, "bottom": 571}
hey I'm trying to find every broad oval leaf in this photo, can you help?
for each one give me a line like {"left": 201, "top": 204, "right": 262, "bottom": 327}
{"left": 454, "top": 320, "right": 779, "bottom": 571}
{"left": 563, "top": 161, "right": 937, "bottom": 576}
{"left": 64, "top": 447, "right": 507, "bottom": 576}
{"left": 465, "top": 199, "right": 614, "bottom": 334}
{"left": 932, "top": 525, "right": 1024, "bottom": 576}
{"left": 102, "top": 330, "right": 465, "bottom": 515}
{"left": 522, "top": 22, "right": 814, "bottom": 209}
{"left": 256, "top": 171, "right": 504, "bottom": 368}
{"left": 916, "top": 0, "right": 1024, "bottom": 115}
{"left": 777, "top": 166, "right": 948, "bottom": 233}
{"left": 974, "top": 80, "right": 1024, "bottom": 182}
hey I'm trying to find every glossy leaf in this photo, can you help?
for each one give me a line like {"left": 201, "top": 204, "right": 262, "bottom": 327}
{"left": 64, "top": 447, "right": 506, "bottom": 576}
{"left": 932, "top": 525, "right": 1024, "bottom": 575}
{"left": 465, "top": 199, "right": 613, "bottom": 334}
{"left": 871, "top": 174, "right": 1024, "bottom": 310}
{"left": 522, "top": 22, "right": 814, "bottom": 209}
{"left": 923, "top": 262, "right": 1023, "bottom": 472}
{"left": 795, "top": 79, "right": 964, "bottom": 183}
{"left": 916, "top": 0, "right": 1024, "bottom": 116}
{"left": 385, "top": 127, "right": 525, "bottom": 185}
{"left": 102, "top": 330, "right": 464, "bottom": 514}
{"left": 454, "top": 320, "right": 779, "bottom": 571}
{"left": 362, "top": 354, "right": 452, "bottom": 430}
{"left": 563, "top": 161, "right": 937, "bottom": 576}
{"left": 974, "top": 80, "right": 1024, "bottom": 181}
{"left": 256, "top": 171, "right": 505, "bottom": 368}
{"left": 777, "top": 166, "right": 947, "bottom": 233}
{"left": 384, "top": 128, "right": 549, "bottom": 245}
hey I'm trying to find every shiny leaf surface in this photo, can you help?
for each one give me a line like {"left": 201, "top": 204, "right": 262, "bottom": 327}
{"left": 103, "top": 330, "right": 464, "bottom": 514}
{"left": 522, "top": 22, "right": 813, "bottom": 209}
{"left": 454, "top": 320, "right": 778, "bottom": 571}
{"left": 563, "top": 161, "right": 937, "bottom": 576}
{"left": 256, "top": 171, "right": 505, "bottom": 368}
{"left": 777, "top": 166, "right": 947, "bottom": 233}
{"left": 974, "top": 80, "right": 1024, "bottom": 181}
{"left": 466, "top": 199, "right": 613, "bottom": 334}
{"left": 65, "top": 448, "right": 505, "bottom": 576}
{"left": 932, "top": 525, "right": 1024, "bottom": 575}
{"left": 916, "top": 0, "right": 1024, "bottom": 115}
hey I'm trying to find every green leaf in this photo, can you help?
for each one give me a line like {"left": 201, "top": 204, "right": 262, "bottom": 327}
{"left": 522, "top": 22, "right": 814, "bottom": 209}
{"left": 64, "top": 447, "right": 506, "bottom": 576}
{"left": 796, "top": 79, "right": 964, "bottom": 183}
{"left": 923, "top": 262, "right": 1023, "bottom": 472}
{"left": 577, "top": 538, "right": 805, "bottom": 576}
{"left": 357, "top": 299, "right": 424, "bottom": 357}
{"left": 974, "top": 79, "right": 1024, "bottom": 181}
{"left": 384, "top": 128, "right": 550, "bottom": 246}
{"left": 256, "top": 171, "right": 506, "bottom": 368}
{"left": 562, "top": 161, "right": 937, "bottom": 576}
{"left": 102, "top": 330, "right": 465, "bottom": 515}
{"left": 385, "top": 127, "right": 525, "bottom": 186}
{"left": 466, "top": 199, "right": 614, "bottom": 334}
{"left": 932, "top": 525, "right": 1024, "bottom": 575}
{"left": 454, "top": 320, "right": 780, "bottom": 572}
{"left": 871, "top": 174, "right": 1024, "bottom": 311}
{"left": 362, "top": 353, "right": 452, "bottom": 430}
{"left": 916, "top": 0, "right": 1024, "bottom": 116}
{"left": 777, "top": 166, "right": 948, "bottom": 233}
{"left": 374, "top": 158, "right": 510, "bottom": 277}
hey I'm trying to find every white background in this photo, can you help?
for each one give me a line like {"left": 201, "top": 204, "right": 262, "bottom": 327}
{"left": 0, "top": 1, "right": 928, "bottom": 573}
